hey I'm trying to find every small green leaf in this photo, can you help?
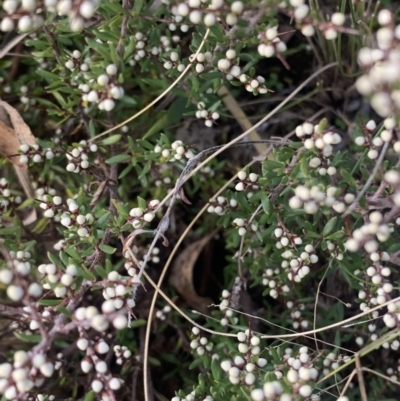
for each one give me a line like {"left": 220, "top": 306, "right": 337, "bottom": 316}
{"left": 189, "top": 358, "right": 203, "bottom": 370}
{"left": 95, "top": 211, "right": 111, "bottom": 227}
{"left": 102, "top": 134, "right": 122, "bottom": 145}
{"left": 83, "top": 390, "right": 95, "bottom": 401}
{"left": 322, "top": 217, "right": 338, "bottom": 237}
{"left": 95, "top": 265, "right": 108, "bottom": 278}
{"left": 36, "top": 69, "right": 64, "bottom": 82}
{"left": 211, "top": 357, "right": 222, "bottom": 381}
{"left": 14, "top": 332, "right": 42, "bottom": 343}
{"left": 261, "top": 193, "right": 272, "bottom": 216}
{"left": 89, "top": 120, "right": 96, "bottom": 137}
{"left": 64, "top": 246, "right": 81, "bottom": 260}
{"left": 133, "top": 0, "right": 145, "bottom": 13}
{"left": 129, "top": 319, "right": 147, "bottom": 328}
{"left": 56, "top": 305, "right": 73, "bottom": 318}
{"left": 119, "top": 164, "right": 133, "bottom": 179}
{"left": 139, "top": 160, "right": 152, "bottom": 179}
{"left": 137, "top": 196, "right": 147, "bottom": 210}
{"left": 148, "top": 356, "right": 161, "bottom": 366}
{"left": 106, "top": 154, "right": 131, "bottom": 164}
{"left": 38, "top": 299, "right": 62, "bottom": 306}
{"left": 99, "top": 244, "right": 116, "bottom": 254}
{"left": 59, "top": 251, "right": 69, "bottom": 266}
{"left": 47, "top": 252, "right": 64, "bottom": 269}
{"left": 80, "top": 266, "right": 96, "bottom": 280}
{"left": 0, "top": 225, "right": 22, "bottom": 235}
{"left": 143, "top": 111, "right": 168, "bottom": 139}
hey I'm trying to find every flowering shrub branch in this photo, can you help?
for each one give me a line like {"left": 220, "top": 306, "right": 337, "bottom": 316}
{"left": 1, "top": 1, "right": 400, "bottom": 401}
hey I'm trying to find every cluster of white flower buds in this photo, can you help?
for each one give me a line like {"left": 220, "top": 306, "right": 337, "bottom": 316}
{"left": 77, "top": 332, "right": 123, "bottom": 396}
{"left": 65, "top": 140, "right": 98, "bottom": 173}
{"left": 190, "top": 326, "right": 213, "bottom": 356}
{"left": 321, "top": 352, "right": 350, "bottom": 377}
{"left": 187, "top": 51, "right": 211, "bottom": 73}
{"left": 289, "top": 184, "right": 355, "bottom": 215}
{"left": 386, "top": 360, "right": 400, "bottom": 382}
{"left": 220, "top": 331, "right": 266, "bottom": 387}
{"left": 345, "top": 210, "right": 393, "bottom": 255}
{"left": 353, "top": 258, "right": 396, "bottom": 332}
{"left": 1, "top": 250, "right": 42, "bottom": 302}
{"left": 128, "top": 199, "right": 160, "bottom": 228}
{"left": 355, "top": 9, "right": 400, "bottom": 117}
{"left": 101, "top": 271, "right": 137, "bottom": 313}
{"left": 296, "top": 119, "right": 342, "bottom": 174}
{"left": 0, "top": 0, "right": 44, "bottom": 32}
{"left": 0, "top": 350, "right": 58, "bottom": 399}
{"left": 355, "top": 118, "right": 400, "bottom": 160}
{"left": 22, "top": 304, "right": 54, "bottom": 332}
{"left": 129, "top": 32, "right": 180, "bottom": 68}
{"left": 257, "top": 27, "right": 287, "bottom": 59}
{"left": 80, "top": 64, "right": 124, "bottom": 112}
{"left": 195, "top": 101, "right": 220, "bottom": 127}
{"left": 113, "top": 344, "right": 132, "bottom": 365}
{"left": 164, "top": 50, "right": 186, "bottom": 72}
{"left": 218, "top": 289, "right": 238, "bottom": 326}
{"left": 199, "top": 166, "right": 215, "bottom": 182}
{"left": 32, "top": 183, "right": 57, "bottom": 202}
{"left": 217, "top": 51, "right": 269, "bottom": 95}
{"left": 232, "top": 216, "right": 258, "bottom": 236}
{"left": 155, "top": 171, "right": 172, "bottom": 188}
{"left": 155, "top": 304, "right": 172, "bottom": 321}
{"left": 207, "top": 195, "right": 237, "bottom": 216}
{"left": 288, "top": 0, "right": 347, "bottom": 40}
{"left": 250, "top": 346, "right": 317, "bottom": 401}
{"left": 325, "top": 240, "right": 344, "bottom": 260}
{"left": 171, "top": 391, "right": 213, "bottom": 401}
{"left": 19, "top": 143, "right": 55, "bottom": 165}
{"left": 154, "top": 139, "right": 195, "bottom": 161}
{"left": 287, "top": 301, "right": 309, "bottom": 330}
{"left": 40, "top": 195, "right": 95, "bottom": 238}
{"left": 126, "top": 245, "right": 161, "bottom": 268}
{"left": 128, "top": 32, "right": 148, "bottom": 66}
{"left": 236, "top": 330, "right": 261, "bottom": 357}
{"left": 281, "top": 346, "right": 318, "bottom": 393}
{"left": 170, "top": 0, "right": 245, "bottom": 27}
{"left": 262, "top": 265, "right": 290, "bottom": 299}
{"left": 0, "top": 178, "right": 22, "bottom": 226}
{"left": 271, "top": 227, "right": 319, "bottom": 287}
{"left": 28, "top": 394, "right": 56, "bottom": 401}
{"left": 0, "top": 0, "right": 99, "bottom": 33}
{"left": 37, "top": 262, "right": 78, "bottom": 298}
{"left": 18, "top": 85, "right": 35, "bottom": 106}
{"left": 75, "top": 304, "right": 129, "bottom": 332}
{"left": 234, "top": 170, "right": 259, "bottom": 196}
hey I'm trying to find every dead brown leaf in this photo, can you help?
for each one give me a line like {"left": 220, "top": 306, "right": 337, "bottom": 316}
{"left": 0, "top": 100, "right": 37, "bottom": 167}
{"left": 0, "top": 101, "right": 37, "bottom": 223}
{"left": 0, "top": 120, "right": 21, "bottom": 165}
{"left": 169, "top": 233, "right": 215, "bottom": 314}
{"left": 178, "top": 186, "right": 191, "bottom": 205}
{"left": 0, "top": 101, "right": 36, "bottom": 144}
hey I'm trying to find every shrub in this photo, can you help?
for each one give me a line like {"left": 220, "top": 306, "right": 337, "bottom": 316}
{"left": 0, "top": 0, "right": 400, "bottom": 400}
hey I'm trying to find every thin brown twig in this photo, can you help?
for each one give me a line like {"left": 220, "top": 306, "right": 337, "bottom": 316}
{"left": 355, "top": 353, "right": 368, "bottom": 401}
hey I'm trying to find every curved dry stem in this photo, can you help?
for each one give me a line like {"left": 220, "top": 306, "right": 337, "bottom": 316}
{"left": 260, "top": 296, "right": 400, "bottom": 340}
{"left": 92, "top": 30, "right": 210, "bottom": 141}
{"left": 142, "top": 158, "right": 261, "bottom": 401}
{"left": 313, "top": 259, "right": 332, "bottom": 354}
{"left": 221, "top": 305, "right": 355, "bottom": 355}
{"left": 141, "top": 62, "right": 341, "bottom": 400}
{"left": 342, "top": 140, "right": 390, "bottom": 217}
{"left": 182, "top": 62, "right": 338, "bottom": 182}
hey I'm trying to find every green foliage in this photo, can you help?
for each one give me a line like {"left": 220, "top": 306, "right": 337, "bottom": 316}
{"left": 1, "top": 0, "right": 400, "bottom": 401}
